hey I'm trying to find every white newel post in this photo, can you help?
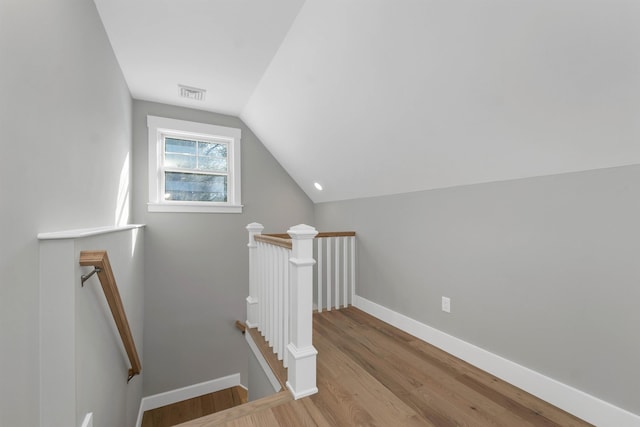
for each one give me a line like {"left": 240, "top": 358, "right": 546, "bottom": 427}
{"left": 286, "top": 224, "right": 319, "bottom": 399}
{"left": 246, "top": 222, "right": 264, "bottom": 328}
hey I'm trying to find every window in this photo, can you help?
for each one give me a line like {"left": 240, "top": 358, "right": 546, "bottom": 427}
{"left": 147, "top": 116, "right": 242, "bottom": 213}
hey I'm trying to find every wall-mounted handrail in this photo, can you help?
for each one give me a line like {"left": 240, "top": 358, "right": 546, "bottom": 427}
{"left": 79, "top": 250, "right": 141, "bottom": 382}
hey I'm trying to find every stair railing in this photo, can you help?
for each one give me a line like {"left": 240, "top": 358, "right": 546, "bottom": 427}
{"left": 79, "top": 250, "right": 141, "bottom": 381}
{"left": 259, "top": 231, "right": 357, "bottom": 312}
{"left": 246, "top": 223, "right": 318, "bottom": 399}
{"left": 314, "top": 232, "right": 356, "bottom": 312}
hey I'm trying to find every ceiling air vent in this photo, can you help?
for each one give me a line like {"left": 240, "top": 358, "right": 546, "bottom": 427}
{"left": 178, "top": 84, "right": 206, "bottom": 101}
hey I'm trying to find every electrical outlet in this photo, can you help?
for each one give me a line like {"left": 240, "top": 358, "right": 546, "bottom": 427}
{"left": 442, "top": 296, "right": 451, "bottom": 313}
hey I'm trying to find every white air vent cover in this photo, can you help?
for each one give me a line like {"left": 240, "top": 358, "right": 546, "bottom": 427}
{"left": 178, "top": 85, "right": 206, "bottom": 101}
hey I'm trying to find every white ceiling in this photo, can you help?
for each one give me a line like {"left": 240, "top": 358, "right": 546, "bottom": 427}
{"left": 96, "top": 0, "right": 640, "bottom": 203}
{"left": 93, "top": 0, "right": 305, "bottom": 115}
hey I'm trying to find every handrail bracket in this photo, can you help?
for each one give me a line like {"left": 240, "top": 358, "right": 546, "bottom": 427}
{"left": 81, "top": 267, "right": 102, "bottom": 286}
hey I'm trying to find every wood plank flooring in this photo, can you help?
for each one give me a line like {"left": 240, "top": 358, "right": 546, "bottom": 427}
{"left": 179, "top": 307, "right": 594, "bottom": 426}
{"left": 141, "top": 386, "right": 247, "bottom": 427}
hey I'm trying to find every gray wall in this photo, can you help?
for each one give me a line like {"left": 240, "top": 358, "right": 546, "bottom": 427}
{"left": 131, "top": 100, "right": 314, "bottom": 396}
{"left": 75, "top": 230, "right": 144, "bottom": 427}
{"left": 315, "top": 164, "right": 640, "bottom": 415}
{"left": 0, "top": 1, "right": 132, "bottom": 425}
{"left": 247, "top": 344, "right": 279, "bottom": 402}
{"left": 40, "top": 229, "right": 144, "bottom": 427}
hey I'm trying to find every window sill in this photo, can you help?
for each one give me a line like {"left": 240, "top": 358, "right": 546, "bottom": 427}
{"left": 147, "top": 202, "right": 243, "bottom": 214}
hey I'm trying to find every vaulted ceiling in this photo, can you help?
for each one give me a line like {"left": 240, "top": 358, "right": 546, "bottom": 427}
{"left": 94, "top": 0, "right": 640, "bottom": 203}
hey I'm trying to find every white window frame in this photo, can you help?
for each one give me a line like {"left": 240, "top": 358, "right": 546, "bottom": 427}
{"left": 147, "top": 115, "right": 242, "bottom": 213}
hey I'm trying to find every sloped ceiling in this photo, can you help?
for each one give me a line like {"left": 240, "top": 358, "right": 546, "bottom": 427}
{"left": 96, "top": 0, "right": 640, "bottom": 203}
{"left": 93, "top": 0, "right": 306, "bottom": 115}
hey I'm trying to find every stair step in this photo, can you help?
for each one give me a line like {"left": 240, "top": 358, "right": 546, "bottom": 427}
{"left": 140, "top": 386, "right": 247, "bottom": 427}
{"left": 174, "top": 390, "right": 292, "bottom": 427}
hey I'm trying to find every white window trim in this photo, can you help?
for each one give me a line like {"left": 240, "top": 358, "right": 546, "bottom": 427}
{"left": 147, "top": 115, "right": 242, "bottom": 213}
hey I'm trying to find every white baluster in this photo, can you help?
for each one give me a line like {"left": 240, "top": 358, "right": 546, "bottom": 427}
{"left": 317, "top": 238, "right": 322, "bottom": 312}
{"left": 350, "top": 236, "right": 356, "bottom": 305}
{"left": 334, "top": 236, "right": 339, "bottom": 310}
{"left": 272, "top": 246, "right": 282, "bottom": 356}
{"left": 342, "top": 236, "right": 348, "bottom": 308}
{"left": 273, "top": 246, "right": 278, "bottom": 349}
{"left": 268, "top": 244, "right": 275, "bottom": 346}
{"left": 283, "top": 246, "right": 290, "bottom": 368}
{"left": 277, "top": 247, "right": 285, "bottom": 360}
{"left": 262, "top": 242, "right": 267, "bottom": 335}
{"left": 282, "top": 246, "right": 288, "bottom": 357}
{"left": 258, "top": 241, "right": 265, "bottom": 335}
{"left": 326, "top": 238, "right": 332, "bottom": 311}
{"left": 265, "top": 244, "right": 271, "bottom": 342}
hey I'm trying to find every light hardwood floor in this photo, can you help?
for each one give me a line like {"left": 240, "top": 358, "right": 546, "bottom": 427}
{"left": 178, "top": 307, "right": 593, "bottom": 426}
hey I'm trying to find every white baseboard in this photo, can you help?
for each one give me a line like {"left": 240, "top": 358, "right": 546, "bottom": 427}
{"left": 135, "top": 373, "right": 241, "bottom": 427}
{"left": 353, "top": 295, "right": 640, "bottom": 427}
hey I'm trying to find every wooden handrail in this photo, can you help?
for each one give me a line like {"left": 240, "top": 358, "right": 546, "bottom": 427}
{"left": 235, "top": 320, "right": 247, "bottom": 334}
{"left": 315, "top": 231, "right": 356, "bottom": 238}
{"left": 255, "top": 234, "right": 293, "bottom": 249}
{"left": 79, "top": 250, "right": 141, "bottom": 382}
{"left": 264, "top": 231, "right": 356, "bottom": 239}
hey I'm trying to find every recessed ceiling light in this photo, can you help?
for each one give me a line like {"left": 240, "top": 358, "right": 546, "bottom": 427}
{"left": 178, "top": 84, "right": 206, "bottom": 101}
{"left": 314, "top": 182, "right": 323, "bottom": 191}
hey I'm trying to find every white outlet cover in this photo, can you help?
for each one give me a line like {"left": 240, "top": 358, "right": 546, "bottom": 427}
{"left": 442, "top": 296, "right": 451, "bottom": 313}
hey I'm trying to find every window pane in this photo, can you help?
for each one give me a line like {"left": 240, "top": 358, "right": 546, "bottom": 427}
{"left": 198, "top": 141, "right": 227, "bottom": 158}
{"left": 165, "top": 138, "right": 197, "bottom": 155}
{"left": 197, "top": 156, "right": 227, "bottom": 172}
{"left": 165, "top": 153, "right": 196, "bottom": 169}
{"left": 196, "top": 141, "right": 227, "bottom": 172}
{"left": 164, "top": 172, "right": 227, "bottom": 202}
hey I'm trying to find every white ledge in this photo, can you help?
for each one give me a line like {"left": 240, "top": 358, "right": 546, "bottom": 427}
{"left": 37, "top": 224, "right": 145, "bottom": 240}
{"left": 148, "top": 202, "right": 243, "bottom": 214}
